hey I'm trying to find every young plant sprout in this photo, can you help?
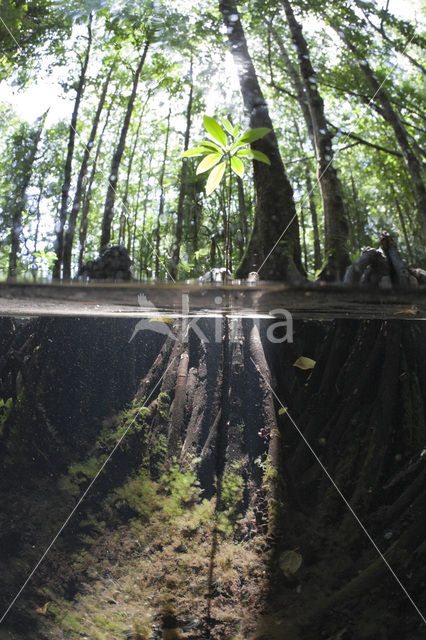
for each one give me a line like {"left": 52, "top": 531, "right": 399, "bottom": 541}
{"left": 182, "top": 115, "right": 271, "bottom": 275}
{"left": 182, "top": 115, "right": 271, "bottom": 196}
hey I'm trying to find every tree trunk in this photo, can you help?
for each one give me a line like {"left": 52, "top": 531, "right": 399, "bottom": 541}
{"left": 118, "top": 96, "right": 147, "bottom": 249}
{"left": 170, "top": 63, "right": 193, "bottom": 281}
{"left": 304, "top": 162, "right": 322, "bottom": 271}
{"left": 339, "top": 32, "right": 426, "bottom": 243}
{"left": 392, "top": 189, "right": 414, "bottom": 264}
{"left": 100, "top": 41, "right": 149, "bottom": 254}
{"left": 154, "top": 108, "right": 171, "bottom": 279}
{"left": 219, "top": 0, "right": 304, "bottom": 282}
{"left": 62, "top": 64, "right": 113, "bottom": 280}
{"left": 294, "top": 119, "right": 322, "bottom": 272}
{"left": 281, "top": 0, "right": 350, "bottom": 280}
{"left": 52, "top": 14, "right": 92, "bottom": 280}
{"left": 268, "top": 21, "right": 315, "bottom": 145}
{"left": 236, "top": 176, "right": 249, "bottom": 261}
{"left": 8, "top": 114, "right": 46, "bottom": 280}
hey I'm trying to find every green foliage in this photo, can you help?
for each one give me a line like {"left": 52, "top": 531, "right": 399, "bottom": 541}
{"left": 160, "top": 459, "right": 202, "bottom": 517}
{"left": 182, "top": 115, "right": 271, "bottom": 195}
{"left": 150, "top": 433, "right": 168, "bottom": 477}
{"left": 107, "top": 472, "right": 158, "bottom": 521}
{"left": 0, "top": 0, "right": 424, "bottom": 281}
{"left": 61, "top": 456, "right": 106, "bottom": 497}
{"left": 217, "top": 461, "right": 245, "bottom": 537}
{"left": 0, "top": 397, "right": 13, "bottom": 436}
{"left": 157, "top": 392, "right": 170, "bottom": 420}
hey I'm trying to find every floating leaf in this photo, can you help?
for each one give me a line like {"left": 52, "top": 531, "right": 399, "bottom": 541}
{"left": 394, "top": 306, "right": 419, "bottom": 316}
{"left": 279, "top": 550, "right": 302, "bottom": 577}
{"left": 231, "top": 155, "right": 244, "bottom": 177}
{"left": 293, "top": 356, "right": 316, "bottom": 370}
{"left": 181, "top": 147, "right": 211, "bottom": 158}
{"left": 206, "top": 161, "right": 226, "bottom": 195}
{"left": 278, "top": 406, "right": 288, "bottom": 415}
{"left": 196, "top": 153, "right": 222, "bottom": 174}
{"left": 35, "top": 602, "right": 51, "bottom": 615}
{"left": 203, "top": 115, "right": 227, "bottom": 146}
{"left": 239, "top": 127, "right": 271, "bottom": 143}
{"left": 149, "top": 317, "right": 174, "bottom": 324}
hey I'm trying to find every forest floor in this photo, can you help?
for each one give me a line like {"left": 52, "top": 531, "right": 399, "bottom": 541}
{"left": 1, "top": 316, "right": 425, "bottom": 640}
{"left": 34, "top": 471, "right": 272, "bottom": 640}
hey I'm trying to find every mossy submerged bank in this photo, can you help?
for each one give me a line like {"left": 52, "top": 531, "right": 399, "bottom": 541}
{"left": 8, "top": 400, "right": 275, "bottom": 640}
{"left": 1, "top": 316, "right": 425, "bottom": 639}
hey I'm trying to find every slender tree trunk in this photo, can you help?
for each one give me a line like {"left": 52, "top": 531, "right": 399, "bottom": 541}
{"left": 119, "top": 91, "right": 150, "bottom": 254}
{"left": 137, "top": 154, "right": 152, "bottom": 278}
{"left": 31, "top": 175, "right": 44, "bottom": 281}
{"left": 281, "top": 0, "right": 350, "bottom": 280}
{"left": 392, "top": 189, "right": 414, "bottom": 264}
{"left": 355, "top": 0, "right": 426, "bottom": 76}
{"left": 154, "top": 108, "right": 171, "bottom": 279}
{"left": 268, "top": 22, "right": 315, "bottom": 145}
{"left": 8, "top": 114, "right": 46, "bottom": 280}
{"left": 349, "top": 172, "right": 363, "bottom": 252}
{"left": 294, "top": 119, "right": 322, "bottom": 272}
{"left": 237, "top": 176, "right": 248, "bottom": 261}
{"left": 100, "top": 41, "right": 149, "bottom": 254}
{"left": 219, "top": 0, "right": 304, "bottom": 282}
{"left": 52, "top": 14, "right": 92, "bottom": 280}
{"left": 170, "top": 62, "right": 193, "bottom": 281}
{"left": 78, "top": 93, "right": 115, "bottom": 270}
{"left": 304, "top": 163, "right": 322, "bottom": 271}
{"left": 299, "top": 201, "right": 308, "bottom": 271}
{"left": 339, "top": 32, "right": 426, "bottom": 243}
{"left": 62, "top": 65, "right": 113, "bottom": 280}
{"left": 131, "top": 153, "right": 146, "bottom": 262}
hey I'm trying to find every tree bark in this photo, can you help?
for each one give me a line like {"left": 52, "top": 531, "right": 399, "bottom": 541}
{"left": 154, "top": 107, "right": 171, "bottom": 279}
{"left": 219, "top": 0, "right": 304, "bottom": 282}
{"left": 170, "top": 62, "right": 193, "bottom": 281}
{"left": 268, "top": 21, "right": 314, "bottom": 145}
{"left": 7, "top": 114, "right": 46, "bottom": 280}
{"left": 62, "top": 64, "right": 113, "bottom": 280}
{"left": 100, "top": 41, "right": 149, "bottom": 254}
{"left": 236, "top": 176, "right": 249, "bottom": 261}
{"left": 118, "top": 95, "right": 147, "bottom": 248}
{"left": 339, "top": 32, "right": 426, "bottom": 243}
{"left": 52, "top": 14, "right": 92, "bottom": 280}
{"left": 280, "top": 0, "right": 350, "bottom": 279}
{"left": 77, "top": 94, "right": 115, "bottom": 271}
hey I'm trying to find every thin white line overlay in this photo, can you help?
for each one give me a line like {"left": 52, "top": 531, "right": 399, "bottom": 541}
{"left": 0, "top": 354, "right": 177, "bottom": 624}
{"left": 257, "top": 30, "right": 418, "bottom": 276}
{"left": 250, "top": 355, "right": 426, "bottom": 626}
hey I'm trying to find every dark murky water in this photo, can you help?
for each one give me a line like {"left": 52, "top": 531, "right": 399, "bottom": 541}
{"left": 0, "top": 287, "right": 425, "bottom": 639}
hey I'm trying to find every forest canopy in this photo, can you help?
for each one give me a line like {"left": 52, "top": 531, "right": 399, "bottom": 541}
{"left": 0, "top": 0, "right": 424, "bottom": 282}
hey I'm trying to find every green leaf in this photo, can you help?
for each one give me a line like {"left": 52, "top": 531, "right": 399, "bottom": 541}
{"left": 229, "top": 138, "right": 249, "bottom": 153}
{"left": 239, "top": 127, "right": 271, "bottom": 144}
{"left": 197, "top": 141, "right": 222, "bottom": 152}
{"left": 230, "top": 156, "right": 244, "bottom": 178}
{"left": 221, "top": 117, "right": 235, "bottom": 136}
{"left": 206, "top": 161, "right": 226, "bottom": 195}
{"left": 233, "top": 125, "right": 240, "bottom": 138}
{"left": 196, "top": 153, "right": 222, "bottom": 174}
{"left": 203, "top": 115, "right": 227, "bottom": 147}
{"left": 181, "top": 146, "right": 211, "bottom": 158}
{"left": 237, "top": 148, "right": 271, "bottom": 165}
{"left": 293, "top": 356, "right": 316, "bottom": 370}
